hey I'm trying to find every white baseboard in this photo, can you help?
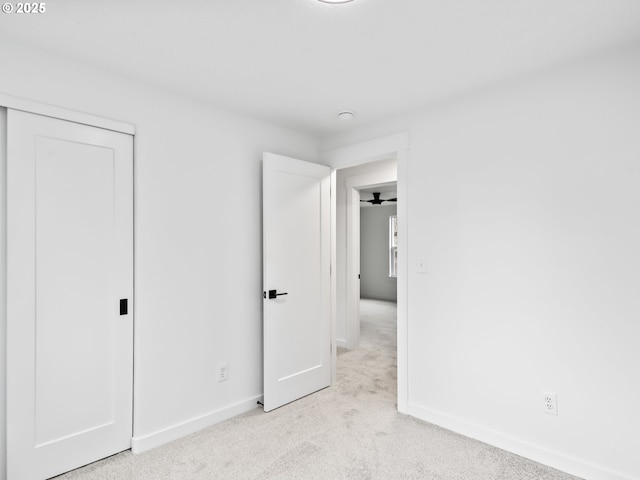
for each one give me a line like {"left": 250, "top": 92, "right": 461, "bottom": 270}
{"left": 336, "top": 338, "right": 350, "bottom": 349}
{"left": 408, "top": 402, "right": 636, "bottom": 480}
{"left": 131, "top": 395, "right": 263, "bottom": 454}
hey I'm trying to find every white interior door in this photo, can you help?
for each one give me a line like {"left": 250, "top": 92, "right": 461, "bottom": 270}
{"left": 262, "top": 152, "right": 331, "bottom": 412}
{"left": 6, "top": 109, "right": 134, "bottom": 479}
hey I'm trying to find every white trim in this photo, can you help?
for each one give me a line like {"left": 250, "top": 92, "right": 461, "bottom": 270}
{"left": 389, "top": 215, "right": 398, "bottom": 278}
{"left": 395, "top": 147, "right": 408, "bottom": 413}
{"left": 345, "top": 171, "right": 396, "bottom": 190}
{"left": 408, "top": 402, "right": 637, "bottom": 480}
{"left": 346, "top": 186, "right": 360, "bottom": 349}
{"left": 321, "top": 132, "right": 409, "bottom": 169}
{"left": 131, "top": 395, "right": 262, "bottom": 454}
{"left": 324, "top": 132, "right": 409, "bottom": 414}
{"left": 330, "top": 170, "right": 338, "bottom": 383}
{"left": 0, "top": 93, "right": 135, "bottom": 135}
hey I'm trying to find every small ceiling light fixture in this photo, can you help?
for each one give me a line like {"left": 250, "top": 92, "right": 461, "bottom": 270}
{"left": 317, "top": 0, "right": 355, "bottom": 3}
{"left": 338, "top": 111, "right": 355, "bottom": 121}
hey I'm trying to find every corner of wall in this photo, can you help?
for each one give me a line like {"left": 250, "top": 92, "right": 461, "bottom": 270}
{"left": 1, "top": 106, "right": 8, "bottom": 480}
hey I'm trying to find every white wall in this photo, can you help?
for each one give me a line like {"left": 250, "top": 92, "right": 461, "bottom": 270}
{"left": 321, "top": 42, "right": 640, "bottom": 480}
{"left": 0, "top": 41, "right": 318, "bottom": 470}
{"left": 360, "top": 204, "right": 397, "bottom": 301}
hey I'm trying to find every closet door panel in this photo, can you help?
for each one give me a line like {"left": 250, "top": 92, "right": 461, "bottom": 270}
{"left": 7, "top": 109, "right": 134, "bottom": 480}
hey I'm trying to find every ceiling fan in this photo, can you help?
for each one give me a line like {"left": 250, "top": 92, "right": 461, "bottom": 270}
{"left": 361, "top": 192, "right": 397, "bottom": 205}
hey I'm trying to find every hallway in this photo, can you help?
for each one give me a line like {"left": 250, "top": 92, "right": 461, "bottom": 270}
{"left": 337, "top": 298, "right": 398, "bottom": 403}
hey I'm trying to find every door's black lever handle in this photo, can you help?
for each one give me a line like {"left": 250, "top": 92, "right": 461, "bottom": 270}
{"left": 265, "top": 289, "right": 288, "bottom": 299}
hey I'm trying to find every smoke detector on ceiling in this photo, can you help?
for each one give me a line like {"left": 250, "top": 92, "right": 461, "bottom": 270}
{"left": 338, "top": 111, "right": 355, "bottom": 121}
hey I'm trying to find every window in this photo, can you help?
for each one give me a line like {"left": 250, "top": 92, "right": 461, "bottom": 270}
{"left": 389, "top": 215, "right": 398, "bottom": 277}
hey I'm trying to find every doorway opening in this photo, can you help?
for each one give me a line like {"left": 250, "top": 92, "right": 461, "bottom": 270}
{"left": 333, "top": 158, "right": 398, "bottom": 404}
{"left": 355, "top": 183, "right": 398, "bottom": 403}
{"left": 325, "top": 131, "right": 409, "bottom": 413}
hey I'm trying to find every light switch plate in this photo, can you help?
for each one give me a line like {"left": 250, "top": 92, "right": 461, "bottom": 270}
{"left": 417, "top": 259, "right": 427, "bottom": 274}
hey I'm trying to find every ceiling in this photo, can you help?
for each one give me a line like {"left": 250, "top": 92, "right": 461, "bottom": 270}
{"left": 1, "top": 0, "right": 639, "bottom": 137}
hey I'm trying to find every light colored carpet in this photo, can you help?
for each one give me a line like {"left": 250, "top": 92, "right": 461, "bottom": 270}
{"left": 56, "top": 299, "right": 581, "bottom": 480}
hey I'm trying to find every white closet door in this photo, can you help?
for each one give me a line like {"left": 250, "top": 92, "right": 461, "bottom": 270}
{"left": 6, "top": 109, "right": 134, "bottom": 480}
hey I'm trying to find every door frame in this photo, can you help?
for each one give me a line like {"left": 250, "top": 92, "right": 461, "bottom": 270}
{"left": 0, "top": 94, "right": 135, "bottom": 480}
{"left": 0, "top": 94, "right": 135, "bottom": 135}
{"left": 322, "top": 132, "right": 409, "bottom": 413}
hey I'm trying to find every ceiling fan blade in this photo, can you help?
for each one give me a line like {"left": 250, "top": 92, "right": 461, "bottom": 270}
{"left": 360, "top": 192, "right": 396, "bottom": 205}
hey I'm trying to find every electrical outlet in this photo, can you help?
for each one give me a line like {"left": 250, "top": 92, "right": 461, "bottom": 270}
{"left": 217, "top": 362, "right": 228, "bottom": 382}
{"left": 542, "top": 392, "right": 558, "bottom": 415}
